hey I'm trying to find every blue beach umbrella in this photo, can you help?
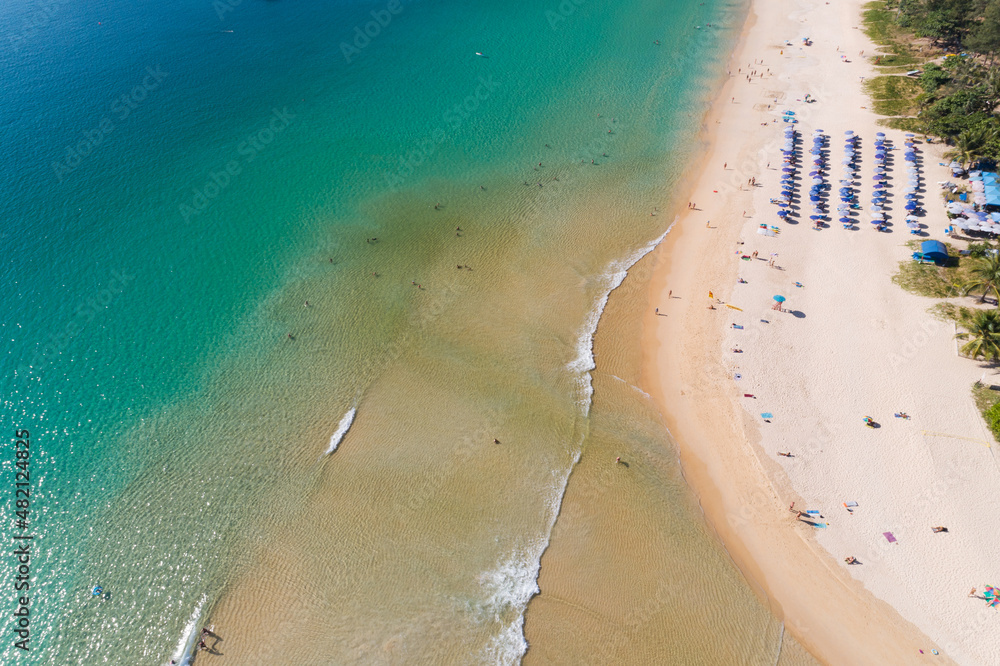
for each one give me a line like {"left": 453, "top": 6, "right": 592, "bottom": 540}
{"left": 905, "top": 202, "right": 917, "bottom": 210}
{"left": 777, "top": 210, "right": 789, "bottom": 217}
{"left": 839, "top": 216, "right": 851, "bottom": 223}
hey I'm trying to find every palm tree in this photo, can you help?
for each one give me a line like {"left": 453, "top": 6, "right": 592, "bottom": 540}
{"left": 961, "top": 253, "right": 1000, "bottom": 303}
{"left": 946, "top": 124, "right": 996, "bottom": 169}
{"left": 956, "top": 308, "right": 1000, "bottom": 361}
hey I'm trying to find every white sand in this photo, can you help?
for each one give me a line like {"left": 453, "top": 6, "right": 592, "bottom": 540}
{"left": 643, "top": 0, "right": 1000, "bottom": 663}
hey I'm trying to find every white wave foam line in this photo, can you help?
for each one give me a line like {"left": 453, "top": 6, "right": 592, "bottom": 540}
{"left": 323, "top": 406, "right": 356, "bottom": 456}
{"left": 567, "top": 227, "right": 671, "bottom": 417}
{"left": 170, "top": 594, "right": 206, "bottom": 666}
{"left": 478, "top": 225, "right": 676, "bottom": 664}
{"left": 477, "top": 464, "right": 578, "bottom": 665}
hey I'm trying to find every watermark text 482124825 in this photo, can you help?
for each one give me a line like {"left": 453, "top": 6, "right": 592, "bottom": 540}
{"left": 11, "top": 429, "right": 34, "bottom": 652}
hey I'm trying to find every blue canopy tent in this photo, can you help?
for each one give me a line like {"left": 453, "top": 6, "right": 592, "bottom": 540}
{"left": 912, "top": 240, "right": 949, "bottom": 264}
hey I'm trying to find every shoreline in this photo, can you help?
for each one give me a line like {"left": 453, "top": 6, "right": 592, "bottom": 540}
{"left": 630, "top": 0, "right": 995, "bottom": 662}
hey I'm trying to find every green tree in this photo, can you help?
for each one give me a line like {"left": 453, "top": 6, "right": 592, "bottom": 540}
{"left": 946, "top": 121, "right": 998, "bottom": 166}
{"left": 965, "top": 0, "right": 1000, "bottom": 60}
{"left": 968, "top": 241, "right": 997, "bottom": 258}
{"left": 961, "top": 252, "right": 1000, "bottom": 302}
{"left": 956, "top": 308, "right": 1000, "bottom": 360}
{"left": 919, "top": 0, "right": 975, "bottom": 43}
{"left": 920, "top": 63, "right": 951, "bottom": 92}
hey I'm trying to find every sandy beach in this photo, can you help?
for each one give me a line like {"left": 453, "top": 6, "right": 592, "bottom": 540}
{"left": 641, "top": 0, "right": 1000, "bottom": 663}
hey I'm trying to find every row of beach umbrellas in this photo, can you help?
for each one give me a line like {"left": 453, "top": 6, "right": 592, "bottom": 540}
{"left": 775, "top": 124, "right": 799, "bottom": 220}
{"left": 808, "top": 129, "right": 829, "bottom": 227}
{"left": 903, "top": 133, "right": 922, "bottom": 232}
{"left": 839, "top": 130, "right": 859, "bottom": 228}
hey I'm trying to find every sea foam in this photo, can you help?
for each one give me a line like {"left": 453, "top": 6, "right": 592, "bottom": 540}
{"left": 482, "top": 227, "right": 675, "bottom": 662}
{"left": 567, "top": 227, "right": 672, "bottom": 417}
{"left": 169, "top": 594, "right": 206, "bottom": 666}
{"left": 324, "top": 406, "right": 356, "bottom": 456}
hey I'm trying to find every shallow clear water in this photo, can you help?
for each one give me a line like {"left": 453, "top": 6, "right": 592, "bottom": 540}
{"left": 0, "top": 0, "right": 813, "bottom": 663}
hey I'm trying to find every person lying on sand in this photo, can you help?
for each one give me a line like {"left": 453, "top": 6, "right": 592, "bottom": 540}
{"left": 932, "top": 526, "right": 948, "bottom": 533}
{"left": 845, "top": 556, "right": 858, "bottom": 564}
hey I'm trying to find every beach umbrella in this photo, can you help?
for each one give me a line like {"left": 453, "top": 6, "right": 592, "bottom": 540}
{"left": 782, "top": 167, "right": 794, "bottom": 172}
{"left": 905, "top": 202, "right": 917, "bottom": 210}
{"left": 773, "top": 295, "right": 786, "bottom": 303}
{"left": 810, "top": 215, "right": 824, "bottom": 220}
{"left": 839, "top": 216, "right": 852, "bottom": 224}
{"left": 876, "top": 131, "right": 885, "bottom": 137}
{"left": 871, "top": 206, "right": 883, "bottom": 212}
{"left": 777, "top": 209, "right": 789, "bottom": 217}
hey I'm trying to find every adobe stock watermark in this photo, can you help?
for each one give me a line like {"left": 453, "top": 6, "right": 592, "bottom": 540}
{"left": 51, "top": 66, "right": 169, "bottom": 183}
{"left": 340, "top": 0, "right": 409, "bottom": 64}
{"left": 545, "top": 0, "right": 587, "bottom": 30}
{"left": 887, "top": 316, "right": 947, "bottom": 368}
{"left": 8, "top": 0, "right": 61, "bottom": 53}
{"left": 178, "top": 106, "right": 295, "bottom": 222}
{"left": 383, "top": 75, "right": 501, "bottom": 191}
{"left": 15, "top": 269, "right": 136, "bottom": 383}
{"left": 212, "top": 0, "right": 244, "bottom": 21}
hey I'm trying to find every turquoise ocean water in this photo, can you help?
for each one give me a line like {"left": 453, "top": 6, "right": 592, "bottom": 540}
{"left": 0, "top": 0, "right": 813, "bottom": 664}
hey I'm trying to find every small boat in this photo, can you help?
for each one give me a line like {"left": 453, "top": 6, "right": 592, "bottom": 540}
{"left": 475, "top": 52, "right": 487, "bottom": 57}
